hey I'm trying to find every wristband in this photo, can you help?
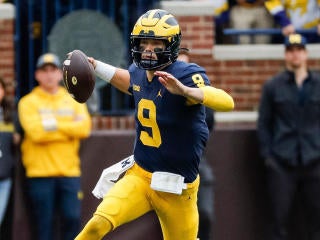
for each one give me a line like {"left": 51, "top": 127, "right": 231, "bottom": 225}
{"left": 95, "top": 60, "right": 116, "bottom": 83}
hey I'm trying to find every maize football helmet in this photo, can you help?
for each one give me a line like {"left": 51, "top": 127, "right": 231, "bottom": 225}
{"left": 130, "top": 9, "right": 181, "bottom": 70}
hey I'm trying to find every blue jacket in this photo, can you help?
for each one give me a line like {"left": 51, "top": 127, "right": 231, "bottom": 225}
{"left": 258, "top": 70, "right": 320, "bottom": 166}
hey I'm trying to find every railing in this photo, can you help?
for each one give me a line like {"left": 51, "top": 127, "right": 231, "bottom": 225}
{"left": 223, "top": 28, "right": 317, "bottom": 36}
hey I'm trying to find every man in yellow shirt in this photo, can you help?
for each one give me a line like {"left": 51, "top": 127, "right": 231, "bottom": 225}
{"left": 18, "top": 53, "right": 91, "bottom": 240}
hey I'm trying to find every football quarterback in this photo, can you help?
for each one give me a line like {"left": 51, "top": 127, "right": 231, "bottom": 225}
{"left": 75, "top": 9, "right": 234, "bottom": 240}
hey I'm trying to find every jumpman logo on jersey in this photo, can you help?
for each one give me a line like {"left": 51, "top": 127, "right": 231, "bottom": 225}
{"left": 157, "top": 89, "right": 162, "bottom": 98}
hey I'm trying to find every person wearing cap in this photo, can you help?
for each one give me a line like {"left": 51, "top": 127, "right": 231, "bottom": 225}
{"left": 17, "top": 53, "right": 91, "bottom": 240}
{"left": 0, "top": 76, "right": 20, "bottom": 231}
{"left": 257, "top": 34, "right": 320, "bottom": 239}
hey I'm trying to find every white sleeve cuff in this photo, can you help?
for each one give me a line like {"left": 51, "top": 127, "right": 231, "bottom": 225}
{"left": 95, "top": 60, "right": 116, "bottom": 83}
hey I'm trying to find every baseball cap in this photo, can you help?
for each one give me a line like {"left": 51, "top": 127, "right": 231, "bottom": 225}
{"left": 36, "top": 53, "right": 61, "bottom": 69}
{"left": 284, "top": 34, "right": 307, "bottom": 49}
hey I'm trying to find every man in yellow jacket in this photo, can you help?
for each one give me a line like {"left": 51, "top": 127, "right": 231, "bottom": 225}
{"left": 18, "top": 53, "right": 91, "bottom": 240}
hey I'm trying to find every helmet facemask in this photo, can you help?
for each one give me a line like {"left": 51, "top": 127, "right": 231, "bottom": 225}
{"left": 130, "top": 9, "right": 181, "bottom": 70}
{"left": 131, "top": 37, "right": 179, "bottom": 70}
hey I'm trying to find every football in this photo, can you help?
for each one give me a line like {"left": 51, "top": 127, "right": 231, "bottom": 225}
{"left": 62, "top": 49, "right": 95, "bottom": 103}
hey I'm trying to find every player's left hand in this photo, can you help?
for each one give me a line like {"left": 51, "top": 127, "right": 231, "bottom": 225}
{"left": 155, "top": 71, "right": 186, "bottom": 96}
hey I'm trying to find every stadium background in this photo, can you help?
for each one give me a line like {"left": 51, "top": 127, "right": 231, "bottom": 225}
{"left": 1, "top": 0, "right": 320, "bottom": 239}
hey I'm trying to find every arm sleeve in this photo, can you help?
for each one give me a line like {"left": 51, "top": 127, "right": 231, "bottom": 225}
{"left": 180, "top": 64, "right": 233, "bottom": 111}
{"left": 265, "top": 0, "right": 291, "bottom": 27}
{"left": 201, "top": 86, "right": 234, "bottom": 111}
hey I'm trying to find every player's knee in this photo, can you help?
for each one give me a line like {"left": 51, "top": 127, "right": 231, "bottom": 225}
{"left": 82, "top": 215, "right": 112, "bottom": 238}
{"left": 92, "top": 215, "right": 112, "bottom": 232}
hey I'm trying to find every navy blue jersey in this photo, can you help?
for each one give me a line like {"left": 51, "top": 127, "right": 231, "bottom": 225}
{"left": 128, "top": 60, "right": 210, "bottom": 182}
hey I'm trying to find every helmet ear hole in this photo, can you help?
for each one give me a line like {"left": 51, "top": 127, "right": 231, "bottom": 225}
{"left": 130, "top": 9, "right": 181, "bottom": 70}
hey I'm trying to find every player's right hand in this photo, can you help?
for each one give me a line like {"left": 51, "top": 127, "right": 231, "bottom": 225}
{"left": 88, "top": 57, "right": 97, "bottom": 69}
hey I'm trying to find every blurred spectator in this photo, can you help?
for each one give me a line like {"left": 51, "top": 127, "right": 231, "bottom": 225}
{"left": 265, "top": 0, "right": 320, "bottom": 43}
{"left": 213, "top": 0, "right": 233, "bottom": 44}
{"left": 213, "top": 0, "right": 274, "bottom": 44}
{"left": 17, "top": 53, "right": 91, "bottom": 240}
{"left": 230, "top": 0, "right": 273, "bottom": 44}
{"left": 258, "top": 34, "right": 320, "bottom": 240}
{"left": 178, "top": 49, "right": 215, "bottom": 240}
{"left": 0, "top": 76, "right": 20, "bottom": 229}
